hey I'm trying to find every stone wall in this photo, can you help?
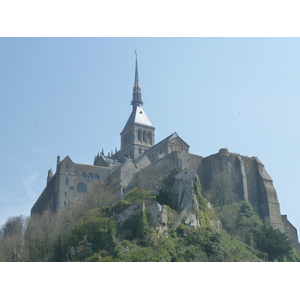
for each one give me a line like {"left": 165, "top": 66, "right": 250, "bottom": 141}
{"left": 281, "top": 215, "right": 300, "bottom": 250}
{"left": 31, "top": 175, "right": 56, "bottom": 214}
{"left": 128, "top": 150, "right": 184, "bottom": 193}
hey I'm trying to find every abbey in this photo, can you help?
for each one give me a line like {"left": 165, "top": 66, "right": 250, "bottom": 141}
{"left": 31, "top": 56, "right": 300, "bottom": 249}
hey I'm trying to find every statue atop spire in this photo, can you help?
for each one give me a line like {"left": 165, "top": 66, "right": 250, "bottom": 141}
{"left": 131, "top": 50, "right": 144, "bottom": 107}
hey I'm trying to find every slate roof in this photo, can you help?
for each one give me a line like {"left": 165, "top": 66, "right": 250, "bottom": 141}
{"left": 122, "top": 105, "right": 154, "bottom": 132}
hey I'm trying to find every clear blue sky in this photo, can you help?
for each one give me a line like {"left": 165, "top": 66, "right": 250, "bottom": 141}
{"left": 1, "top": 37, "right": 300, "bottom": 235}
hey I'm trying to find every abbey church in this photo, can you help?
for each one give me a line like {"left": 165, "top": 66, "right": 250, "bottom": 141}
{"left": 31, "top": 56, "right": 300, "bottom": 249}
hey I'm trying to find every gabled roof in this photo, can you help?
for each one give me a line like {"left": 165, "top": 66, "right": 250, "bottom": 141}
{"left": 141, "top": 132, "right": 190, "bottom": 158}
{"left": 61, "top": 155, "right": 73, "bottom": 164}
{"left": 159, "top": 132, "right": 190, "bottom": 147}
{"left": 122, "top": 105, "right": 154, "bottom": 132}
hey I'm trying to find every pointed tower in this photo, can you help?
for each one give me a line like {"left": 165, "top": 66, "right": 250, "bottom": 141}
{"left": 120, "top": 52, "right": 155, "bottom": 159}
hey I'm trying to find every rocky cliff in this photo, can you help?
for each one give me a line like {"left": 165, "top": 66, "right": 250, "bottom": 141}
{"left": 130, "top": 147, "right": 299, "bottom": 249}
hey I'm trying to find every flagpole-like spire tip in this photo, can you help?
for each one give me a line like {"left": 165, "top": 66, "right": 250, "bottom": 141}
{"left": 131, "top": 50, "right": 143, "bottom": 107}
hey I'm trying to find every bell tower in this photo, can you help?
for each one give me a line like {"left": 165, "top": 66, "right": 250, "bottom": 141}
{"left": 120, "top": 52, "right": 155, "bottom": 159}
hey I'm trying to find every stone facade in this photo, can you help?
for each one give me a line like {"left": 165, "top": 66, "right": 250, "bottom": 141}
{"left": 31, "top": 56, "right": 299, "bottom": 249}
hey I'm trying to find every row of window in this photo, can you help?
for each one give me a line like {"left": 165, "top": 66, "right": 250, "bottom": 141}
{"left": 81, "top": 172, "right": 100, "bottom": 181}
{"left": 122, "top": 130, "right": 153, "bottom": 146}
{"left": 137, "top": 130, "right": 153, "bottom": 144}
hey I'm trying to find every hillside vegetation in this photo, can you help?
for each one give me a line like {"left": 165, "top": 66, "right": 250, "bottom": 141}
{"left": 1, "top": 172, "right": 299, "bottom": 262}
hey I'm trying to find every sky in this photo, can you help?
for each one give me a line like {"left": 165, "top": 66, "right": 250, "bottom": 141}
{"left": 1, "top": 37, "right": 300, "bottom": 235}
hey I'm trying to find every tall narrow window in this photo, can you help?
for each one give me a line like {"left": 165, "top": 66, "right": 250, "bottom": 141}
{"left": 143, "top": 130, "right": 147, "bottom": 143}
{"left": 148, "top": 132, "right": 152, "bottom": 145}
{"left": 66, "top": 164, "right": 69, "bottom": 172}
{"left": 65, "top": 177, "right": 69, "bottom": 185}
{"left": 138, "top": 129, "right": 142, "bottom": 142}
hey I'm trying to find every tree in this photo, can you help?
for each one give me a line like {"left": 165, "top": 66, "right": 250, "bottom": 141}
{"left": 68, "top": 208, "right": 117, "bottom": 261}
{"left": 237, "top": 201, "right": 254, "bottom": 220}
{"left": 184, "top": 226, "right": 222, "bottom": 261}
{"left": 235, "top": 201, "right": 263, "bottom": 248}
{"left": 24, "top": 209, "right": 76, "bottom": 262}
{"left": 255, "top": 225, "right": 293, "bottom": 261}
{"left": 0, "top": 216, "right": 27, "bottom": 262}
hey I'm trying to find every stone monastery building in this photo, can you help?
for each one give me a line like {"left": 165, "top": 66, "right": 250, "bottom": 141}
{"left": 31, "top": 55, "right": 299, "bottom": 249}
{"left": 31, "top": 55, "right": 190, "bottom": 213}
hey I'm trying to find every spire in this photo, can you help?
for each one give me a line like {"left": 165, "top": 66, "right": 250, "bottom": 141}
{"left": 131, "top": 50, "right": 144, "bottom": 107}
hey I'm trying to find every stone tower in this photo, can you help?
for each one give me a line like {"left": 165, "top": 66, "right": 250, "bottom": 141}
{"left": 120, "top": 53, "right": 155, "bottom": 159}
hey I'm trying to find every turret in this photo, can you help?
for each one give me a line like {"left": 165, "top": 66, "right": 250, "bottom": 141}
{"left": 47, "top": 168, "right": 53, "bottom": 184}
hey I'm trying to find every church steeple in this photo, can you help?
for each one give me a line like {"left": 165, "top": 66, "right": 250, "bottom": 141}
{"left": 131, "top": 51, "right": 144, "bottom": 107}
{"left": 120, "top": 52, "right": 155, "bottom": 159}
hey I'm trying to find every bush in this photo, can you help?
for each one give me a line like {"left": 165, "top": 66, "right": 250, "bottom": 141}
{"left": 123, "top": 188, "right": 153, "bottom": 203}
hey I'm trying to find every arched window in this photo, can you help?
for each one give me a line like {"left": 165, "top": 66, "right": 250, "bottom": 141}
{"left": 66, "top": 164, "right": 69, "bottom": 172}
{"left": 143, "top": 130, "right": 147, "bottom": 143}
{"left": 81, "top": 172, "right": 87, "bottom": 179}
{"left": 148, "top": 132, "right": 152, "bottom": 145}
{"left": 138, "top": 129, "right": 142, "bottom": 142}
{"left": 65, "top": 177, "right": 69, "bottom": 185}
{"left": 76, "top": 182, "right": 87, "bottom": 193}
{"left": 88, "top": 173, "right": 93, "bottom": 181}
{"left": 94, "top": 174, "right": 99, "bottom": 180}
